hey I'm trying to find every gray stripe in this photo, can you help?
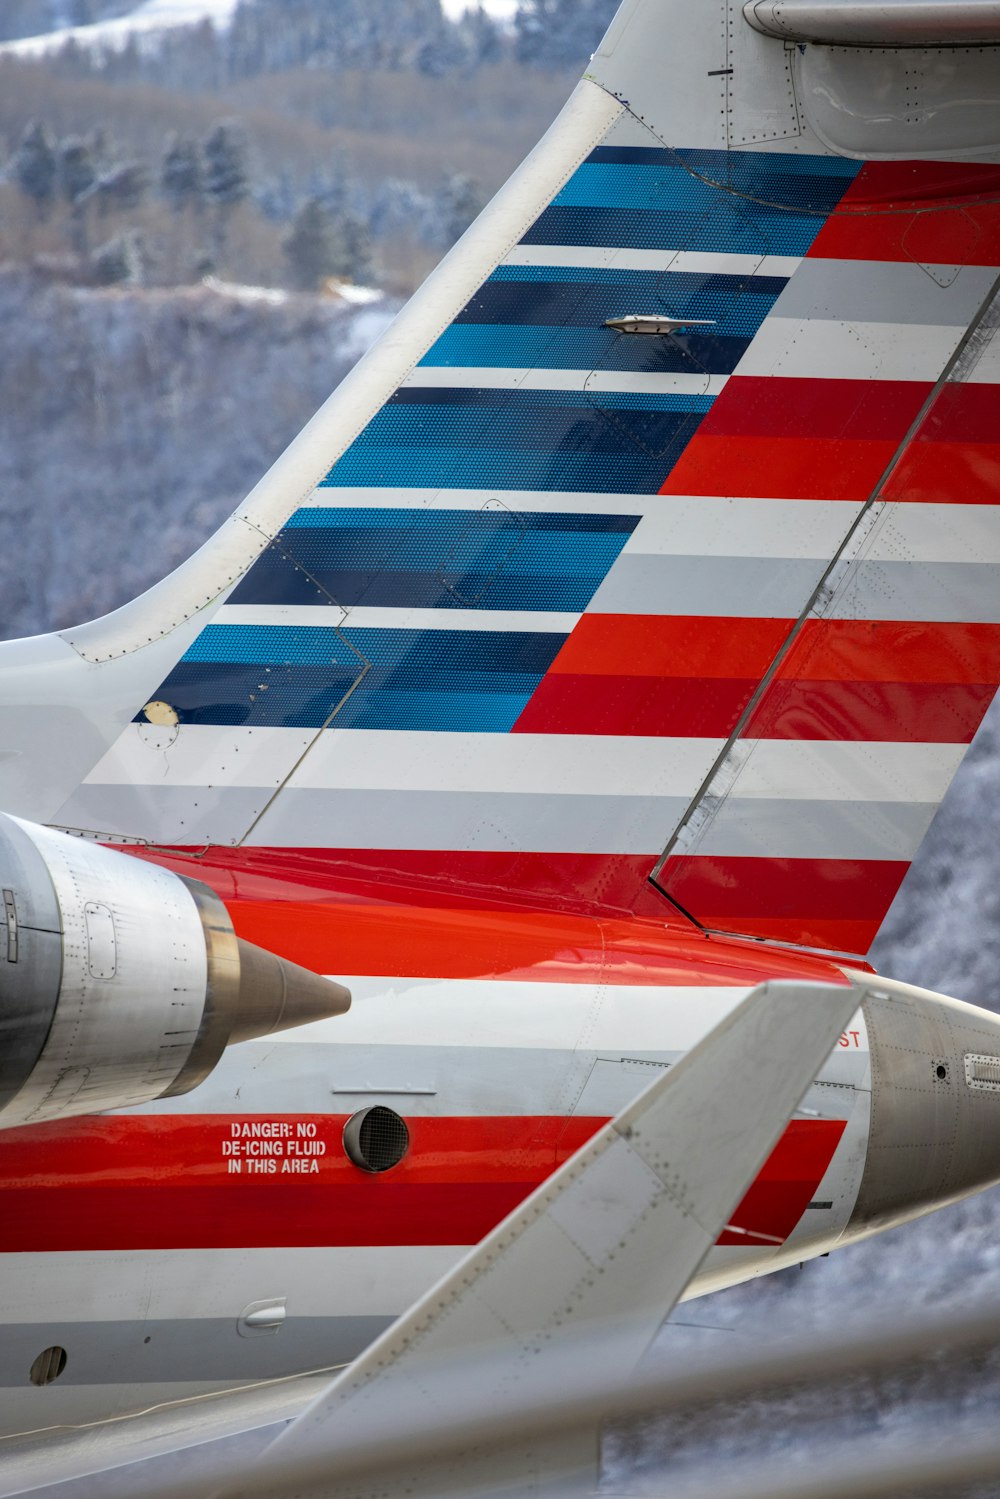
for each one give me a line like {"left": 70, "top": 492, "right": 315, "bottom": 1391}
{"left": 771, "top": 259, "right": 998, "bottom": 325}
{"left": 838, "top": 561, "right": 1000, "bottom": 623}
{"left": 56, "top": 786, "right": 686, "bottom": 853}
{"left": 591, "top": 555, "right": 1000, "bottom": 623}
{"left": 54, "top": 784, "right": 268, "bottom": 845}
{"left": 589, "top": 555, "right": 827, "bottom": 617}
{"left": 251, "top": 789, "right": 685, "bottom": 853}
{"left": 0, "top": 1316, "right": 390, "bottom": 1388}
{"left": 695, "top": 798, "right": 936, "bottom": 860}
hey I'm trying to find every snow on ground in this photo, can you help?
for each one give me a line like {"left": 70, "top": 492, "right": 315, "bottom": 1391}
{"left": 0, "top": 0, "right": 239, "bottom": 57}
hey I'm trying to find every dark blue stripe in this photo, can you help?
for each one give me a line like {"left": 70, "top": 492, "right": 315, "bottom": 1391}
{"left": 521, "top": 205, "right": 825, "bottom": 256}
{"left": 334, "top": 403, "right": 706, "bottom": 454}
{"left": 231, "top": 509, "right": 638, "bottom": 610}
{"left": 490, "top": 266, "right": 789, "bottom": 290}
{"left": 232, "top": 565, "right": 612, "bottom": 611}
{"left": 283, "top": 507, "right": 640, "bottom": 532}
{"left": 585, "top": 146, "right": 860, "bottom": 181}
{"left": 458, "top": 273, "right": 784, "bottom": 337}
{"left": 147, "top": 628, "right": 568, "bottom": 732}
{"left": 141, "top": 664, "right": 549, "bottom": 732}
{"left": 418, "top": 325, "right": 748, "bottom": 373}
{"left": 390, "top": 387, "right": 715, "bottom": 413}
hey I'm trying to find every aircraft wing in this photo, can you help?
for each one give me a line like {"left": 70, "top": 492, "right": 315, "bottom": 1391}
{"left": 184, "top": 976, "right": 861, "bottom": 1499}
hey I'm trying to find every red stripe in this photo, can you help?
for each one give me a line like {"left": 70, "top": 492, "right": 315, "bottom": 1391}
{"left": 807, "top": 161, "right": 1000, "bottom": 262}
{"left": 660, "top": 855, "right": 909, "bottom": 954}
{"left": 128, "top": 848, "right": 853, "bottom": 984}
{"left": 773, "top": 620, "right": 1000, "bottom": 686}
{"left": 513, "top": 673, "right": 760, "bottom": 737}
{"left": 695, "top": 377, "right": 929, "bottom": 442}
{"left": 882, "top": 439, "right": 1000, "bottom": 506}
{"left": 537, "top": 614, "right": 791, "bottom": 679}
{"left": 719, "top": 1118, "right": 846, "bottom": 1246}
{"left": 660, "top": 434, "right": 899, "bottom": 501}
{"left": 0, "top": 1115, "right": 845, "bottom": 1253}
{"left": 914, "top": 384, "right": 1000, "bottom": 444}
{"left": 746, "top": 678, "right": 995, "bottom": 744}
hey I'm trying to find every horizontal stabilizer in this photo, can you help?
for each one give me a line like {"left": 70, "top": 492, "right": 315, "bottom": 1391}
{"left": 192, "top": 978, "right": 864, "bottom": 1499}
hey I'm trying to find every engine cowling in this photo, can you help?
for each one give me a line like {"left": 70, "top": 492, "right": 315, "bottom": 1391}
{"left": 0, "top": 813, "right": 349, "bottom": 1128}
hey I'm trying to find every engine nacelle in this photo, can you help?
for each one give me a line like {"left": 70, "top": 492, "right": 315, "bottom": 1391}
{"left": 0, "top": 814, "right": 349, "bottom": 1128}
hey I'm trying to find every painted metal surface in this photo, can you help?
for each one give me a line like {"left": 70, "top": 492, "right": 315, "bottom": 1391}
{"left": 743, "top": 1, "right": 1000, "bottom": 47}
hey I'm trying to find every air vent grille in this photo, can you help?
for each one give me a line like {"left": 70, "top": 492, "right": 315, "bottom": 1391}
{"left": 965, "top": 1053, "right": 1000, "bottom": 1092}
{"left": 343, "top": 1105, "right": 410, "bottom": 1173}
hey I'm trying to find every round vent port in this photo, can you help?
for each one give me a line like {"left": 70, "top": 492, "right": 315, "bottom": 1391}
{"left": 29, "top": 1346, "right": 67, "bottom": 1386}
{"left": 343, "top": 1106, "right": 409, "bottom": 1173}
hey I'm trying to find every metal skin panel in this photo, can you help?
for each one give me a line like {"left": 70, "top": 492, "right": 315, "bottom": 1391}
{"left": 743, "top": 1, "right": 1000, "bottom": 47}
{"left": 0, "top": 818, "right": 211, "bottom": 1125}
{"left": 795, "top": 44, "right": 1000, "bottom": 159}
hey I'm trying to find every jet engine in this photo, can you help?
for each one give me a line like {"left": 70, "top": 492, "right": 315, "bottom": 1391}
{"left": 0, "top": 813, "right": 350, "bottom": 1128}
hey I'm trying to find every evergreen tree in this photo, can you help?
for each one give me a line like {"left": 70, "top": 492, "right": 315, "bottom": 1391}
{"left": 203, "top": 120, "right": 250, "bottom": 267}
{"left": 161, "top": 133, "right": 203, "bottom": 213}
{"left": 91, "top": 229, "right": 144, "bottom": 286}
{"left": 514, "top": 0, "right": 615, "bottom": 68}
{"left": 441, "top": 172, "right": 483, "bottom": 246}
{"left": 283, "top": 197, "right": 340, "bottom": 291}
{"left": 96, "top": 160, "right": 150, "bottom": 214}
{"left": 57, "top": 136, "right": 97, "bottom": 205}
{"left": 202, "top": 120, "right": 249, "bottom": 209}
{"left": 11, "top": 121, "right": 57, "bottom": 219}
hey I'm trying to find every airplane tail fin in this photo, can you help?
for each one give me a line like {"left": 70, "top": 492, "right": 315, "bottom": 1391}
{"left": 2, "top": 0, "right": 999, "bottom": 958}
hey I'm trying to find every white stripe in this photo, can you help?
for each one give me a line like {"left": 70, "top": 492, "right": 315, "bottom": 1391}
{"left": 404, "top": 367, "right": 727, "bottom": 396}
{"left": 500, "top": 245, "right": 801, "bottom": 278}
{"left": 298, "top": 488, "right": 655, "bottom": 515}
{"left": 85, "top": 727, "right": 722, "bottom": 797}
{"left": 215, "top": 606, "right": 581, "bottom": 633}
{"left": 623, "top": 497, "right": 858, "bottom": 559}
{"left": 967, "top": 340, "right": 1000, "bottom": 383}
{"left": 216, "top": 605, "right": 348, "bottom": 628}
{"left": 272, "top": 977, "right": 751, "bottom": 1053}
{"left": 736, "top": 739, "right": 966, "bottom": 803}
{"left": 865, "top": 503, "right": 1000, "bottom": 565}
{"left": 736, "top": 318, "right": 969, "bottom": 382}
{"left": 84, "top": 727, "right": 963, "bottom": 808}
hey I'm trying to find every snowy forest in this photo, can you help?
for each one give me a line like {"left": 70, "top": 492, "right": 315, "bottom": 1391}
{"left": 2, "top": 0, "right": 1000, "bottom": 1483}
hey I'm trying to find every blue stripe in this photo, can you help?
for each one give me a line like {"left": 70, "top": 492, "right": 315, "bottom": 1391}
{"left": 555, "top": 158, "right": 858, "bottom": 214}
{"left": 182, "top": 626, "right": 568, "bottom": 670}
{"left": 418, "top": 325, "right": 748, "bottom": 373}
{"left": 321, "top": 449, "right": 684, "bottom": 494}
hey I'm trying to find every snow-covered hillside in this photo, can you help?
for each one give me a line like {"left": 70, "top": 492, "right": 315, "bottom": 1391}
{"left": 0, "top": 0, "right": 516, "bottom": 56}
{"left": 0, "top": 0, "right": 238, "bottom": 56}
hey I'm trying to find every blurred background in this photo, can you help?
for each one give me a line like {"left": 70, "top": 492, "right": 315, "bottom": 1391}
{"left": 1, "top": 1, "right": 999, "bottom": 1486}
